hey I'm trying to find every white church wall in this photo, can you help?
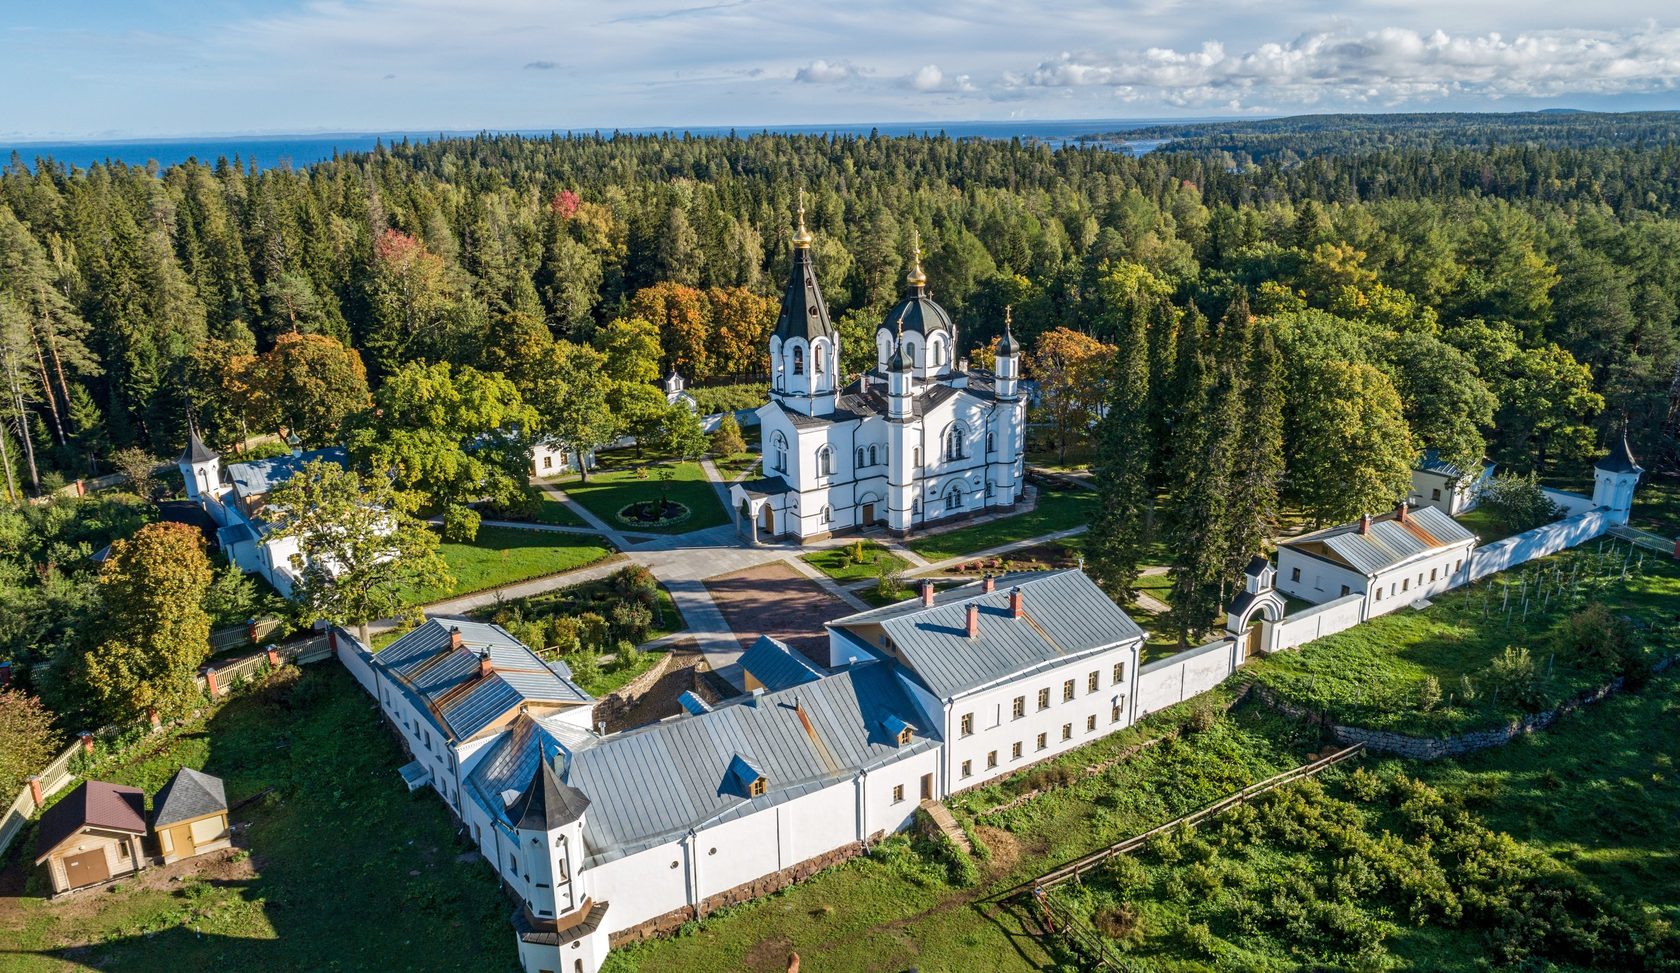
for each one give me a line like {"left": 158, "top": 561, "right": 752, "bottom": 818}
{"left": 1466, "top": 509, "right": 1614, "bottom": 583}
{"left": 587, "top": 840, "right": 693, "bottom": 933}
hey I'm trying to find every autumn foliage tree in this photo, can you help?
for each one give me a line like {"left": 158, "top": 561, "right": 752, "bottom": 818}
{"left": 1028, "top": 327, "right": 1116, "bottom": 463}
{"left": 0, "top": 688, "right": 56, "bottom": 797}
{"left": 82, "top": 522, "right": 214, "bottom": 722}
{"left": 242, "top": 333, "right": 371, "bottom": 447}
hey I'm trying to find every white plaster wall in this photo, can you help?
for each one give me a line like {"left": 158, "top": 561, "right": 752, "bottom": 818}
{"left": 863, "top": 748, "right": 942, "bottom": 835}
{"left": 1269, "top": 594, "right": 1366, "bottom": 652}
{"left": 945, "top": 643, "right": 1139, "bottom": 791}
{"left": 1364, "top": 544, "right": 1474, "bottom": 617}
{"left": 1546, "top": 488, "right": 1597, "bottom": 517}
{"left": 586, "top": 840, "right": 692, "bottom": 933}
{"left": 1276, "top": 549, "right": 1367, "bottom": 605}
{"left": 1133, "top": 638, "right": 1238, "bottom": 719}
{"left": 1467, "top": 510, "right": 1612, "bottom": 582}
{"left": 693, "top": 785, "right": 856, "bottom": 899}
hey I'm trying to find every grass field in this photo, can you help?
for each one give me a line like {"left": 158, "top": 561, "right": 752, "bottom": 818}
{"left": 906, "top": 487, "right": 1097, "bottom": 563}
{"left": 799, "top": 540, "right": 908, "bottom": 584}
{"left": 1452, "top": 504, "right": 1515, "bottom": 543}
{"left": 0, "top": 666, "right": 518, "bottom": 973}
{"left": 559, "top": 458, "right": 728, "bottom": 535}
{"left": 601, "top": 694, "right": 1319, "bottom": 973}
{"left": 710, "top": 449, "right": 761, "bottom": 482}
{"left": 528, "top": 495, "right": 588, "bottom": 527}
{"left": 477, "top": 572, "right": 686, "bottom": 646}
{"left": 1249, "top": 541, "right": 1680, "bottom": 736}
{"left": 407, "top": 525, "right": 615, "bottom": 604}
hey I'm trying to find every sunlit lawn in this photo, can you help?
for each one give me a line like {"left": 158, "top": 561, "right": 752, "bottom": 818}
{"left": 406, "top": 525, "right": 615, "bottom": 604}
{"left": 907, "top": 487, "right": 1097, "bottom": 562}
{"left": 559, "top": 458, "right": 728, "bottom": 535}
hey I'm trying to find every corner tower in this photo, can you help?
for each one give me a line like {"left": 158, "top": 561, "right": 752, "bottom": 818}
{"left": 769, "top": 196, "right": 839, "bottom": 416}
{"left": 178, "top": 417, "right": 220, "bottom": 501}
{"left": 1592, "top": 431, "right": 1643, "bottom": 524}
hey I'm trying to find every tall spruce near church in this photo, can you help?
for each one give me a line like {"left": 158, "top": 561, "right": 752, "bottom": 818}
{"left": 731, "top": 205, "right": 1027, "bottom": 542}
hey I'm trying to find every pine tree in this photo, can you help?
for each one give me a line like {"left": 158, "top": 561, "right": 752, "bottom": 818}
{"left": 1086, "top": 303, "right": 1152, "bottom": 602}
{"left": 1226, "top": 304, "right": 1286, "bottom": 581}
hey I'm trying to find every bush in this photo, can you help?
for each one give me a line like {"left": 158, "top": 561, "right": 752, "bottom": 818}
{"left": 1478, "top": 472, "right": 1564, "bottom": 537}
{"left": 576, "top": 612, "right": 609, "bottom": 650}
{"left": 611, "top": 601, "right": 654, "bottom": 642}
{"left": 874, "top": 565, "right": 906, "bottom": 602}
{"left": 546, "top": 615, "right": 581, "bottom": 654}
{"left": 1552, "top": 603, "right": 1638, "bottom": 672}
{"left": 1482, "top": 646, "right": 1547, "bottom": 710}
{"left": 441, "top": 504, "right": 482, "bottom": 542}
{"left": 1095, "top": 903, "right": 1147, "bottom": 945}
{"left": 1415, "top": 675, "right": 1442, "bottom": 712}
{"left": 568, "top": 649, "right": 601, "bottom": 687}
{"left": 710, "top": 412, "right": 746, "bottom": 456}
{"left": 1183, "top": 701, "right": 1218, "bottom": 734}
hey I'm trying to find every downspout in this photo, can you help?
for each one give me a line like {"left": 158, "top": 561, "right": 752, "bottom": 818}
{"left": 685, "top": 828, "right": 702, "bottom": 921}
{"left": 856, "top": 768, "right": 869, "bottom": 848}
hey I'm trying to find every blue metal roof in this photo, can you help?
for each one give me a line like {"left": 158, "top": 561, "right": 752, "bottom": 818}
{"left": 677, "top": 691, "right": 712, "bottom": 715}
{"left": 226, "top": 447, "right": 348, "bottom": 499}
{"left": 831, "top": 570, "right": 1145, "bottom": 700}
{"left": 739, "top": 635, "right": 825, "bottom": 691}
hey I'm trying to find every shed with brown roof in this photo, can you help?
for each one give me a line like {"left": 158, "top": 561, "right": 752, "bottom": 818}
{"left": 33, "top": 780, "right": 147, "bottom": 894}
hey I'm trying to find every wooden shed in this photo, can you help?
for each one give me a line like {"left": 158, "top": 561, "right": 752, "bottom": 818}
{"left": 33, "top": 780, "right": 147, "bottom": 894}
{"left": 151, "top": 767, "right": 230, "bottom": 864}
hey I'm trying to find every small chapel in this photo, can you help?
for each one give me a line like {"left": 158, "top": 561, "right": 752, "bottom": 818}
{"left": 731, "top": 204, "right": 1027, "bottom": 543}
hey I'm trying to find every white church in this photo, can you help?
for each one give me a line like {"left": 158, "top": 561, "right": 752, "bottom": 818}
{"left": 730, "top": 207, "right": 1027, "bottom": 543}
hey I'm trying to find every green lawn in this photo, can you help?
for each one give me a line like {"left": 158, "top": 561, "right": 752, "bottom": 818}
{"left": 1249, "top": 541, "right": 1680, "bottom": 737}
{"left": 800, "top": 540, "right": 908, "bottom": 584}
{"left": 529, "top": 495, "right": 588, "bottom": 527}
{"left": 0, "top": 666, "right": 518, "bottom": 973}
{"left": 907, "top": 487, "right": 1097, "bottom": 562}
{"left": 602, "top": 694, "right": 1319, "bottom": 973}
{"left": 1452, "top": 504, "right": 1514, "bottom": 542}
{"left": 710, "top": 449, "right": 762, "bottom": 483}
{"left": 575, "top": 648, "right": 667, "bottom": 698}
{"left": 407, "top": 525, "right": 615, "bottom": 604}
{"left": 1631, "top": 477, "right": 1680, "bottom": 538}
{"left": 558, "top": 459, "right": 728, "bottom": 535}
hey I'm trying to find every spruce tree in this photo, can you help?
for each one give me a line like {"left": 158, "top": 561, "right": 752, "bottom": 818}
{"left": 1226, "top": 297, "right": 1286, "bottom": 581}
{"left": 1166, "top": 303, "right": 1242, "bottom": 644}
{"left": 1087, "top": 303, "right": 1152, "bottom": 602}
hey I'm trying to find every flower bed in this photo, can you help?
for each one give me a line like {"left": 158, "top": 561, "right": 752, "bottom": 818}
{"left": 616, "top": 500, "right": 691, "bottom": 528}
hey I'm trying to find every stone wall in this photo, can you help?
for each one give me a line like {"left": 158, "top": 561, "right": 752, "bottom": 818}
{"left": 607, "top": 839, "right": 872, "bottom": 946}
{"left": 1250, "top": 655, "right": 1675, "bottom": 761}
{"left": 590, "top": 650, "right": 680, "bottom": 727}
{"left": 1466, "top": 509, "right": 1613, "bottom": 583}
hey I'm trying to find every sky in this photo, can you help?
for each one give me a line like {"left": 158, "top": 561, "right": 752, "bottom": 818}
{"left": 4, "top": 0, "right": 1680, "bottom": 141}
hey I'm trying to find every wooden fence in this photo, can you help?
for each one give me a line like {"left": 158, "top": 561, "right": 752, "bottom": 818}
{"left": 0, "top": 739, "right": 83, "bottom": 865}
{"left": 207, "top": 618, "right": 292, "bottom": 654}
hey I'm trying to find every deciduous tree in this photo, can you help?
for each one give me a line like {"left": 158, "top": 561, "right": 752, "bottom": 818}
{"left": 0, "top": 688, "right": 55, "bottom": 798}
{"left": 1028, "top": 327, "right": 1114, "bottom": 463}
{"left": 1290, "top": 360, "right": 1416, "bottom": 525}
{"left": 243, "top": 332, "right": 371, "bottom": 447}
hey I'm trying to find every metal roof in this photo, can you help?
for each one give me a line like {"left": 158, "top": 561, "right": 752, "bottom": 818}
{"left": 1415, "top": 448, "right": 1494, "bottom": 481}
{"left": 740, "top": 635, "right": 825, "bottom": 691}
{"left": 151, "top": 767, "right": 227, "bottom": 828}
{"left": 178, "top": 420, "right": 219, "bottom": 465}
{"left": 831, "top": 570, "right": 1145, "bottom": 700}
{"left": 226, "top": 447, "right": 348, "bottom": 499}
{"left": 1595, "top": 434, "right": 1642, "bottom": 474}
{"left": 880, "top": 280, "right": 955, "bottom": 338}
{"left": 771, "top": 244, "right": 835, "bottom": 343}
{"left": 377, "top": 618, "right": 591, "bottom": 741}
{"left": 216, "top": 522, "right": 258, "bottom": 548}
{"left": 34, "top": 780, "right": 147, "bottom": 863}
{"left": 1286, "top": 506, "right": 1476, "bottom": 577}
{"left": 565, "top": 661, "right": 939, "bottom": 867}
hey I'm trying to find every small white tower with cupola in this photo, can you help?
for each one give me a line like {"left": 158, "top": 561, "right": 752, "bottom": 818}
{"left": 177, "top": 417, "right": 220, "bottom": 501}
{"left": 1591, "top": 432, "right": 1643, "bottom": 525}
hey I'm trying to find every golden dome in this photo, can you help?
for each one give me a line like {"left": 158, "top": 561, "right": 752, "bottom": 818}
{"left": 906, "top": 230, "right": 927, "bottom": 287}
{"left": 792, "top": 190, "right": 813, "bottom": 249}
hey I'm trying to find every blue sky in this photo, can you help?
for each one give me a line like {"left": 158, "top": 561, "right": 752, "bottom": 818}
{"left": 5, "top": 0, "right": 1680, "bottom": 140}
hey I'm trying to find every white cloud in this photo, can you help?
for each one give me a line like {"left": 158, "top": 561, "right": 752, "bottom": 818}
{"left": 1009, "top": 25, "right": 1680, "bottom": 108}
{"left": 905, "top": 63, "right": 975, "bottom": 92}
{"left": 795, "top": 58, "right": 862, "bottom": 84}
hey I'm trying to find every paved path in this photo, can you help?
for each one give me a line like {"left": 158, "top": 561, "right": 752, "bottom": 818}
{"left": 908, "top": 524, "right": 1088, "bottom": 576}
{"left": 785, "top": 555, "right": 873, "bottom": 613}
{"left": 698, "top": 457, "right": 735, "bottom": 519}
{"left": 471, "top": 518, "right": 610, "bottom": 538}
{"left": 407, "top": 555, "right": 629, "bottom": 622}
{"left": 536, "top": 482, "right": 638, "bottom": 550}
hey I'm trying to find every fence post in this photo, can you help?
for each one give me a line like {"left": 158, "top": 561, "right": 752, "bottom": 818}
{"left": 328, "top": 627, "right": 340, "bottom": 657}
{"left": 266, "top": 644, "right": 281, "bottom": 668}
{"left": 148, "top": 707, "right": 161, "bottom": 731}
{"left": 79, "top": 731, "right": 94, "bottom": 755}
{"left": 205, "top": 667, "right": 220, "bottom": 697}
{"left": 0, "top": 659, "right": 10, "bottom": 687}
{"left": 27, "top": 776, "right": 42, "bottom": 806}
{"left": 247, "top": 617, "right": 260, "bottom": 643}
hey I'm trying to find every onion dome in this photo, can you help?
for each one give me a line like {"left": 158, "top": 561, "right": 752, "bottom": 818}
{"left": 880, "top": 233, "right": 953, "bottom": 338}
{"left": 996, "top": 306, "right": 1021, "bottom": 358}
{"left": 888, "top": 315, "right": 914, "bottom": 374}
{"left": 773, "top": 198, "right": 834, "bottom": 342}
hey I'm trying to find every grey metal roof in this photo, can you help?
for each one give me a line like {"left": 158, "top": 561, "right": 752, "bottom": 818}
{"left": 1416, "top": 448, "right": 1494, "bottom": 481}
{"left": 565, "top": 661, "right": 939, "bottom": 867}
{"left": 226, "top": 447, "right": 348, "bottom": 499}
{"left": 1286, "top": 506, "right": 1476, "bottom": 577}
{"left": 510, "top": 760, "right": 591, "bottom": 831}
{"left": 831, "top": 570, "right": 1145, "bottom": 700}
{"left": 216, "top": 522, "right": 258, "bottom": 548}
{"left": 737, "top": 474, "right": 793, "bottom": 498}
{"left": 178, "top": 421, "right": 219, "bottom": 465}
{"left": 377, "top": 619, "right": 591, "bottom": 741}
{"left": 740, "top": 635, "right": 825, "bottom": 691}
{"left": 1595, "top": 434, "right": 1642, "bottom": 474}
{"left": 772, "top": 245, "right": 835, "bottom": 343}
{"left": 152, "top": 767, "right": 227, "bottom": 827}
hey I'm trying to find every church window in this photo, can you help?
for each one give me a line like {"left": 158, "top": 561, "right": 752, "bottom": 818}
{"left": 793, "top": 346, "right": 805, "bottom": 375}
{"left": 820, "top": 505, "right": 832, "bottom": 525}
{"left": 943, "top": 483, "right": 964, "bottom": 513}
{"left": 913, "top": 447, "right": 922, "bottom": 468}
{"left": 815, "top": 345, "right": 826, "bottom": 375}
{"left": 856, "top": 448, "right": 866, "bottom": 468}
{"left": 869, "top": 445, "right": 878, "bottom": 465}
{"left": 946, "top": 424, "right": 966, "bottom": 461}
{"left": 772, "top": 434, "right": 788, "bottom": 473}
{"left": 818, "top": 446, "right": 833, "bottom": 476}
{"left": 986, "top": 432, "right": 995, "bottom": 453}
{"left": 985, "top": 481, "right": 995, "bottom": 498}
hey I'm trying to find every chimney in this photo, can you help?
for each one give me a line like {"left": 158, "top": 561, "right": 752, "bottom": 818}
{"left": 1358, "top": 513, "right": 1372, "bottom": 535}
{"left": 1395, "top": 502, "right": 1408, "bottom": 523}
{"left": 921, "top": 579, "right": 935, "bottom": 607}
{"left": 1010, "top": 588, "right": 1024, "bottom": 619}
{"left": 966, "top": 604, "right": 979, "bottom": 639}
{"left": 479, "top": 650, "right": 493, "bottom": 680}
{"left": 982, "top": 574, "right": 995, "bottom": 593}
{"left": 449, "top": 626, "right": 464, "bottom": 651}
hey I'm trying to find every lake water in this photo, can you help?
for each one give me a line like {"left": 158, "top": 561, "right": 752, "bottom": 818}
{"left": 1, "top": 119, "right": 1182, "bottom": 171}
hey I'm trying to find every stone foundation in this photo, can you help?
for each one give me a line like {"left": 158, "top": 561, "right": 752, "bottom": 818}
{"left": 607, "top": 836, "right": 883, "bottom": 946}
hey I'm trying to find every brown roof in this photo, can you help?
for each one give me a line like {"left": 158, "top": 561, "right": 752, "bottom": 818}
{"left": 34, "top": 780, "right": 147, "bottom": 863}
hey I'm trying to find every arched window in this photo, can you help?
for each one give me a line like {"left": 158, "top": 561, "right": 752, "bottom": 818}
{"left": 913, "top": 446, "right": 922, "bottom": 468}
{"left": 856, "top": 447, "right": 866, "bottom": 468}
{"left": 869, "top": 445, "right": 878, "bottom": 465}
{"left": 944, "top": 483, "right": 964, "bottom": 512}
{"left": 946, "top": 424, "right": 966, "bottom": 461}
{"left": 772, "top": 433, "right": 788, "bottom": 473}
{"left": 820, "top": 505, "right": 832, "bottom": 525}
{"left": 931, "top": 340, "right": 944, "bottom": 366}
{"left": 793, "top": 346, "right": 805, "bottom": 375}
{"left": 815, "top": 344, "right": 826, "bottom": 375}
{"left": 986, "top": 432, "right": 996, "bottom": 454}
{"left": 818, "top": 446, "right": 833, "bottom": 476}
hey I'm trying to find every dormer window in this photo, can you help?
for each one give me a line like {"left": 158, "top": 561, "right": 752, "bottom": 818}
{"left": 883, "top": 714, "right": 916, "bottom": 747}
{"left": 748, "top": 777, "right": 768, "bottom": 798}
{"left": 898, "top": 727, "right": 913, "bottom": 746}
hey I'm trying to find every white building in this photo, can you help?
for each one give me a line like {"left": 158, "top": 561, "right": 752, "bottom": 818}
{"left": 177, "top": 424, "right": 347, "bottom": 598}
{"left": 731, "top": 209, "right": 1026, "bottom": 543}
{"left": 1276, "top": 504, "right": 1478, "bottom": 618}
{"left": 1591, "top": 434, "right": 1643, "bottom": 525}
{"left": 1410, "top": 449, "right": 1495, "bottom": 516}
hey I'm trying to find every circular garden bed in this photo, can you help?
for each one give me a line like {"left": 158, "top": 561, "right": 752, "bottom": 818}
{"left": 616, "top": 500, "right": 692, "bottom": 528}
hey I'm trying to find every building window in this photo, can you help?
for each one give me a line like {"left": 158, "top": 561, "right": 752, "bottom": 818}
{"left": 857, "top": 447, "right": 866, "bottom": 468}
{"left": 1111, "top": 702, "right": 1122, "bottom": 723}
{"left": 870, "top": 445, "right": 879, "bottom": 465}
{"left": 1290, "top": 567, "right": 1301, "bottom": 582}
{"left": 1375, "top": 588, "right": 1384, "bottom": 601}
{"left": 1037, "top": 688, "right": 1050, "bottom": 711}
{"left": 1430, "top": 568, "right": 1437, "bottom": 582}
{"left": 987, "top": 432, "right": 995, "bottom": 453}
{"left": 1036, "top": 732, "right": 1047, "bottom": 751}
{"left": 542, "top": 456, "right": 553, "bottom": 470}
{"left": 793, "top": 346, "right": 805, "bottom": 375}
{"left": 987, "top": 750, "right": 998, "bottom": 769}
{"left": 772, "top": 433, "right": 788, "bottom": 473}
{"left": 1340, "top": 585, "right": 1350, "bottom": 597}
{"left": 1062, "top": 723, "right": 1073, "bottom": 741}
{"left": 960, "top": 713, "right": 974, "bottom": 737}
{"left": 1086, "top": 714, "right": 1097, "bottom": 732}
{"left": 892, "top": 784, "right": 904, "bottom": 804}
{"left": 946, "top": 424, "right": 966, "bottom": 461}
{"left": 1402, "top": 578, "right": 1410, "bottom": 592}
{"left": 1431, "top": 488, "right": 1441, "bottom": 501}
{"left": 961, "top": 760, "right": 972, "bottom": 778}
{"left": 985, "top": 481, "right": 995, "bottom": 498}
{"left": 944, "top": 483, "right": 964, "bottom": 513}
{"left": 1063, "top": 679, "right": 1075, "bottom": 703}
{"left": 1112, "top": 662, "right": 1125, "bottom": 685}
{"left": 1011, "top": 741, "right": 1023, "bottom": 760}
{"left": 1011, "top": 696, "right": 1025, "bottom": 719}
{"left": 914, "top": 446, "right": 922, "bottom": 468}
{"left": 749, "top": 777, "right": 768, "bottom": 798}
{"left": 815, "top": 345, "right": 826, "bottom": 375}
{"left": 818, "top": 446, "right": 833, "bottom": 476}
{"left": 1087, "top": 671, "right": 1099, "bottom": 693}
